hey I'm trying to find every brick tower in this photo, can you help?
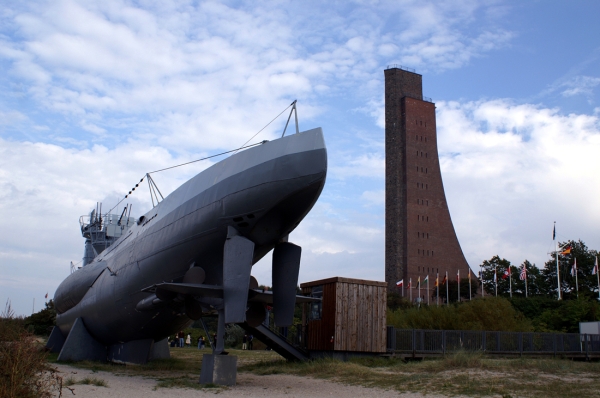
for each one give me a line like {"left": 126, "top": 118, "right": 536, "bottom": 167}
{"left": 384, "top": 66, "right": 471, "bottom": 297}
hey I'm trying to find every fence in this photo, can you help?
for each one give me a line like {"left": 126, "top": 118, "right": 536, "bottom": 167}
{"left": 387, "top": 328, "right": 600, "bottom": 358}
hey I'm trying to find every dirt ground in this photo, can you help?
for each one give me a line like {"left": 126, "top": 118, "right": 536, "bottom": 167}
{"left": 54, "top": 363, "right": 450, "bottom": 398}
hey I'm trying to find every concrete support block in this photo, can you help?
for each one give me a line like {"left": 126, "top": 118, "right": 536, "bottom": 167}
{"left": 46, "top": 326, "right": 66, "bottom": 353}
{"left": 57, "top": 318, "right": 106, "bottom": 362}
{"left": 199, "top": 354, "right": 237, "bottom": 386}
{"left": 148, "top": 338, "right": 171, "bottom": 361}
{"left": 108, "top": 339, "right": 153, "bottom": 364}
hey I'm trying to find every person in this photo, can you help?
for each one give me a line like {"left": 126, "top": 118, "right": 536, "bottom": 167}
{"left": 186, "top": 333, "right": 191, "bottom": 347}
{"left": 248, "top": 334, "right": 253, "bottom": 350}
{"left": 198, "top": 336, "right": 205, "bottom": 349}
{"left": 242, "top": 334, "right": 247, "bottom": 350}
{"left": 178, "top": 331, "right": 184, "bottom": 348}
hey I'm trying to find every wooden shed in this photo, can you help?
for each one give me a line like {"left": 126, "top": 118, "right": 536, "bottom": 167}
{"left": 300, "top": 277, "right": 387, "bottom": 354}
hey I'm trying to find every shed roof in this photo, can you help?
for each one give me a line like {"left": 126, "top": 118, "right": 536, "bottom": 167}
{"left": 300, "top": 276, "right": 387, "bottom": 288}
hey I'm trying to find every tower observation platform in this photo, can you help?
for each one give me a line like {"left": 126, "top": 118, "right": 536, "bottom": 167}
{"left": 384, "top": 66, "right": 472, "bottom": 297}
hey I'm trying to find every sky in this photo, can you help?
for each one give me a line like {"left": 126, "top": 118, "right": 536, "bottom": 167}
{"left": 1, "top": 0, "right": 599, "bottom": 316}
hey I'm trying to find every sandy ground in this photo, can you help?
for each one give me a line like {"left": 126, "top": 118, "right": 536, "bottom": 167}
{"left": 54, "top": 363, "right": 448, "bottom": 398}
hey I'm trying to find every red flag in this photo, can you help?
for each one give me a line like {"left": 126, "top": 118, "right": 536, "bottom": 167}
{"left": 441, "top": 275, "right": 447, "bottom": 285}
{"left": 502, "top": 270, "right": 509, "bottom": 280}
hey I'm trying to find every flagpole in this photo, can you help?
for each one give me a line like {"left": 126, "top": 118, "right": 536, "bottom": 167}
{"left": 436, "top": 273, "right": 439, "bottom": 306}
{"left": 427, "top": 275, "right": 430, "bottom": 306}
{"left": 495, "top": 266, "right": 498, "bottom": 297}
{"left": 596, "top": 256, "right": 600, "bottom": 301}
{"left": 574, "top": 259, "right": 579, "bottom": 299}
{"left": 555, "top": 222, "right": 561, "bottom": 300}
{"left": 409, "top": 277, "right": 412, "bottom": 303}
{"left": 509, "top": 267, "right": 512, "bottom": 298}
{"left": 480, "top": 271, "right": 484, "bottom": 298}
{"left": 418, "top": 277, "right": 421, "bottom": 304}
{"left": 468, "top": 270, "right": 472, "bottom": 301}
{"left": 524, "top": 266, "right": 528, "bottom": 298}
{"left": 445, "top": 271, "right": 449, "bottom": 305}
{"left": 457, "top": 270, "right": 460, "bottom": 302}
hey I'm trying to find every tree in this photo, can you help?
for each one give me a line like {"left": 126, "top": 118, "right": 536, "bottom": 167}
{"left": 511, "top": 260, "right": 544, "bottom": 297}
{"left": 541, "top": 240, "right": 599, "bottom": 300}
{"left": 480, "top": 256, "right": 513, "bottom": 297}
{"left": 24, "top": 299, "right": 56, "bottom": 336}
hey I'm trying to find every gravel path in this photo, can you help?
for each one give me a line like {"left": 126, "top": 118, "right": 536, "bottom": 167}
{"left": 54, "top": 363, "right": 445, "bottom": 397}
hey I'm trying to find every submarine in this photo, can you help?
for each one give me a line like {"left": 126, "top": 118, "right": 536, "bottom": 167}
{"left": 47, "top": 125, "right": 327, "bottom": 363}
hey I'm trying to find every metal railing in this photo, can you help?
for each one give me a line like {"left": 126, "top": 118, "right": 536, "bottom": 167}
{"left": 262, "top": 312, "right": 307, "bottom": 351}
{"left": 387, "top": 328, "right": 600, "bottom": 358}
{"left": 386, "top": 64, "right": 416, "bottom": 72}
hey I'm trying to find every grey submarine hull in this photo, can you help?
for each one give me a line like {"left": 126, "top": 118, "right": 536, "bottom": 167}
{"left": 53, "top": 127, "right": 327, "bottom": 347}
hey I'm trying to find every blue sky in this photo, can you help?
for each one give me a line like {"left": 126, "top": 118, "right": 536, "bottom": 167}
{"left": 1, "top": 0, "right": 599, "bottom": 315}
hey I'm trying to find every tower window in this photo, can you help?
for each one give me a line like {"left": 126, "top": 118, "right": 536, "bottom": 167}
{"left": 426, "top": 200, "right": 429, "bottom": 206}
{"left": 426, "top": 184, "right": 428, "bottom": 190}
{"left": 425, "top": 137, "right": 427, "bottom": 142}
{"left": 418, "top": 249, "right": 420, "bottom": 254}
{"left": 416, "top": 135, "right": 418, "bottom": 140}
{"left": 421, "top": 136, "right": 423, "bottom": 141}
{"left": 427, "top": 216, "right": 429, "bottom": 222}
{"left": 416, "top": 150, "right": 419, "bottom": 156}
{"left": 427, "top": 233, "right": 429, "bottom": 239}
{"left": 426, "top": 153, "right": 428, "bottom": 158}
{"left": 416, "top": 166, "right": 419, "bottom": 172}
{"left": 420, "top": 121, "right": 422, "bottom": 126}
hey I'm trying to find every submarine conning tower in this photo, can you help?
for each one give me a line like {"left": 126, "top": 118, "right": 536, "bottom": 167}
{"left": 80, "top": 203, "right": 136, "bottom": 266}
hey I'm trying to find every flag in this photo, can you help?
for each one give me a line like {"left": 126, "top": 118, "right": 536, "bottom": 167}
{"left": 468, "top": 270, "right": 471, "bottom": 280}
{"left": 44, "top": 292, "right": 48, "bottom": 299}
{"left": 519, "top": 264, "right": 527, "bottom": 281}
{"left": 424, "top": 275, "right": 429, "bottom": 283}
{"left": 553, "top": 225, "right": 556, "bottom": 240}
{"left": 502, "top": 269, "right": 509, "bottom": 280}
{"left": 493, "top": 269, "right": 497, "bottom": 282}
{"left": 456, "top": 270, "right": 460, "bottom": 282}
{"left": 407, "top": 280, "right": 411, "bottom": 289}
{"left": 442, "top": 275, "right": 447, "bottom": 285}
{"left": 417, "top": 276, "right": 421, "bottom": 288}
{"left": 396, "top": 279, "right": 403, "bottom": 287}
{"left": 571, "top": 259, "right": 577, "bottom": 277}
{"left": 593, "top": 257, "right": 598, "bottom": 276}
{"left": 561, "top": 245, "right": 572, "bottom": 255}
{"left": 435, "top": 275, "right": 439, "bottom": 287}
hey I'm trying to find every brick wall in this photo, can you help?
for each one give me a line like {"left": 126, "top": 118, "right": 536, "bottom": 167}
{"left": 384, "top": 68, "right": 471, "bottom": 296}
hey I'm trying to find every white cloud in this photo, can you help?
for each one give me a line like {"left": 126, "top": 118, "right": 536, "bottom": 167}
{"left": 436, "top": 100, "right": 600, "bottom": 269}
{"left": 561, "top": 76, "right": 600, "bottom": 98}
{"left": 0, "top": 0, "right": 547, "bottom": 315}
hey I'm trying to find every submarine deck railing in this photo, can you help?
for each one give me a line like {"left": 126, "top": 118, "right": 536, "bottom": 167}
{"left": 386, "top": 327, "right": 600, "bottom": 359}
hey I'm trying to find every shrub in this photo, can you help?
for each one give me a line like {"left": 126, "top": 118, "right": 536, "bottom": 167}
{"left": 0, "top": 300, "right": 63, "bottom": 398}
{"left": 387, "top": 297, "right": 533, "bottom": 331}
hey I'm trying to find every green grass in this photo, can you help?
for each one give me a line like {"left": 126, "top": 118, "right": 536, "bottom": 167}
{"left": 52, "top": 346, "right": 600, "bottom": 396}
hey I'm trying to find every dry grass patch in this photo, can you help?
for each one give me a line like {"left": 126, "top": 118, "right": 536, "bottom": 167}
{"left": 240, "top": 352, "right": 600, "bottom": 397}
